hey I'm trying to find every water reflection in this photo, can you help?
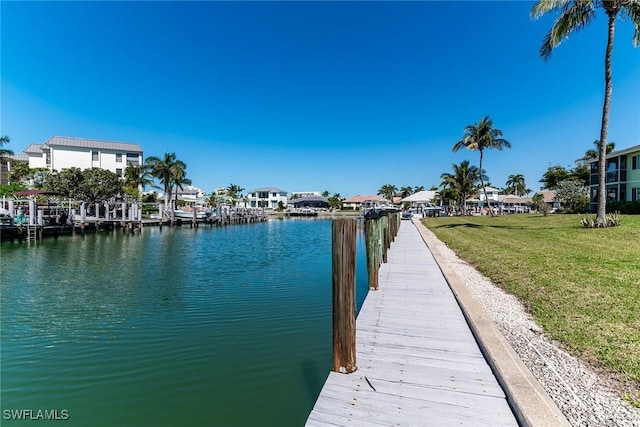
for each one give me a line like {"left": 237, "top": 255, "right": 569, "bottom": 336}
{"left": 1, "top": 219, "right": 368, "bottom": 426}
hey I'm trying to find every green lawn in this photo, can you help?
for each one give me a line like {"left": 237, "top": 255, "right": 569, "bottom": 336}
{"left": 422, "top": 214, "right": 640, "bottom": 400}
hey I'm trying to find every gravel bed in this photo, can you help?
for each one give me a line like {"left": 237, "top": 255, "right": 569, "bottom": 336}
{"left": 418, "top": 225, "right": 640, "bottom": 427}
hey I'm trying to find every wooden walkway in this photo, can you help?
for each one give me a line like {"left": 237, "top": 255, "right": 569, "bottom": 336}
{"left": 306, "top": 220, "right": 518, "bottom": 426}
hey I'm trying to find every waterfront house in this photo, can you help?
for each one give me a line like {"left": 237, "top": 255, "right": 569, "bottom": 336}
{"left": 247, "top": 187, "right": 287, "bottom": 209}
{"left": 24, "top": 136, "right": 143, "bottom": 178}
{"left": 341, "top": 195, "right": 390, "bottom": 210}
{"left": 585, "top": 144, "right": 640, "bottom": 211}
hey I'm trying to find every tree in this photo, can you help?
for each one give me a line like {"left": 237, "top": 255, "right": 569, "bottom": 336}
{"left": 328, "top": 193, "right": 343, "bottom": 209}
{"left": 0, "top": 135, "right": 13, "bottom": 162}
{"left": 440, "top": 160, "right": 485, "bottom": 215}
{"left": 0, "top": 183, "right": 27, "bottom": 197}
{"left": 321, "top": 190, "right": 330, "bottom": 198}
{"left": 43, "top": 167, "right": 123, "bottom": 210}
{"left": 413, "top": 186, "right": 425, "bottom": 193}
{"left": 452, "top": 116, "right": 511, "bottom": 216}
{"left": 124, "top": 164, "right": 154, "bottom": 199}
{"left": 44, "top": 167, "right": 84, "bottom": 199}
{"left": 505, "top": 174, "right": 530, "bottom": 196}
{"left": 540, "top": 165, "right": 571, "bottom": 190}
{"left": 531, "top": 193, "right": 551, "bottom": 216}
{"left": 581, "top": 139, "right": 616, "bottom": 161}
{"left": 9, "top": 162, "right": 30, "bottom": 184}
{"left": 377, "top": 184, "right": 397, "bottom": 201}
{"left": 399, "top": 186, "right": 414, "bottom": 198}
{"left": 226, "top": 183, "right": 245, "bottom": 206}
{"left": 531, "top": 0, "right": 640, "bottom": 226}
{"left": 145, "top": 152, "right": 189, "bottom": 210}
{"left": 79, "top": 168, "right": 124, "bottom": 209}
{"left": 554, "top": 179, "right": 589, "bottom": 213}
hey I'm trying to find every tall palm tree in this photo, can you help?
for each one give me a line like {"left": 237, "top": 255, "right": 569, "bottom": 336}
{"left": 452, "top": 116, "right": 511, "bottom": 216}
{"left": 377, "top": 184, "right": 397, "bottom": 201}
{"left": 145, "top": 152, "right": 189, "bottom": 210}
{"left": 531, "top": 0, "right": 640, "bottom": 225}
{"left": 505, "top": 174, "right": 529, "bottom": 197}
{"left": 172, "top": 169, "right": 192, "bottom": 206}
{"left": 440, "top": 160, "right": 485, "bottom": 215}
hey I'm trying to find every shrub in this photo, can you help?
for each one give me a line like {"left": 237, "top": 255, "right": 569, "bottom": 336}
{"left": 580, "top": 211, "right": 621, "bottom": 228}
{"left": 606, "top": 201, "right": 640, "bottom": 215}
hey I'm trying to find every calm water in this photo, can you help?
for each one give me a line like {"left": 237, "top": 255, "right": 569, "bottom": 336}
{"left": 0, "top": 219, "right": 369, "bottom": 426}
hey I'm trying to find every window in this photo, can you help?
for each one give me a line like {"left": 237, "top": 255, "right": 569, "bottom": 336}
{"left": 126, "top": 153, "right": 139, "bottom": 166}
{"left": 632, "top": 188, "right": 638, "bottom": 202}
{"left": 633, "top": 155, "right": 639, "bottom": 170}
{"left": 116, "top": 153, "right": 122, "bottom": 163}
{"left": 116, "top": 168, "right": 123, "bottom": 177}
{"left": 92, "top": 151, "right": 99, "bottom": 161}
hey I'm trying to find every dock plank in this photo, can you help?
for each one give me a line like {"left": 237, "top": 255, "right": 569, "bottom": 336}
{"left": 306, "top": 220, "right": 518, "bottom": 426}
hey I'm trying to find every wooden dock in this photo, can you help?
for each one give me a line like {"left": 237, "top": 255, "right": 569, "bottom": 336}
{"left": 306, "top": 220, "right": 518, "bottom": 426}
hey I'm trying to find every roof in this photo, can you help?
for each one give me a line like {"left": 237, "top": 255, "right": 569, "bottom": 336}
{"left": 401, "top": 190, "right": 438, "bottom": 203}
{"left": 43, "top": 136, "right": 142, "bottom": 153}
{"left": 249, "top": 187, "right": 287, "bottom": 194}
{"left": 342, "top": 195, "right": 390, "bottom": 203}
{"left": 536, "top": 191, "right": 556, "bottom": 203}
{"left": 585, "top": 144, "right": 640, "bottom": 163}
{"left": 501, "top": 196, "right": 531, "bottom": 204}
{"left": 24, "top": 144, "right": 45, "bottom": 154}
{"left": 7, "top": 153, "right": 29, "bottom": 162}
{"left": 483, "top": 186, "right": 501, "bottom": 192}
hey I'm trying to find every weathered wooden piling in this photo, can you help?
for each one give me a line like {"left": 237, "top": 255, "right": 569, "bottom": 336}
{"left": 332, "top": 219, "right": 357, "bottom": 374}
{"left": 364, "top": 219, "right": 380, "bottom": 290}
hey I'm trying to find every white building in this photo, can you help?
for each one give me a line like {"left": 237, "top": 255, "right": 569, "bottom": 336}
{"left": 477, "top": 186, "right": 501, "bottom": 201}
{"left": 24, "top": 136, "right": 143, "bottom": 177}
{"left": 247, "top": 187, "right": 288, "bottom": 209}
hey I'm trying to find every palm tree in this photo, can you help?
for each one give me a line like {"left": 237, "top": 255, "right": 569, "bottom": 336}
{"left": 531, "top": 0, "right": 640, "bottom": 225}
{"left": 124, "top": 165, "right": 154, "bottom": 191}
{"left": 226, "top": 183, "right": 245, "bottom": 206}
{"left": 377, "top": 184, "right": 397, "bottom": 201}
{"left": 505, "top": 174, "right": 529, "bottom": 197}
{"left": 452, "top": 116, "right": 511, "bottom": 216}
{"left": 0, "top": 135, "right": 14, "bottom": 163}
{"left": 145, "top": 152, "right": 189, "bottom": 210}
{"left": 413, "top": 185, "right": 425, "bottom": 193}
{"left": 582, "top": 139, "right": 616, "bottom": 161}
{"left": 399, "top": 186, "right": 414, "bottom": 198}
{"left": 440, "top": 160, "right": 485, "bottom": 215}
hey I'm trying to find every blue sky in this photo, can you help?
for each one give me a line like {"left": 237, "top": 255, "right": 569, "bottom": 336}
{"left": 2, "top": 1, "right": 639, "bottom": 198}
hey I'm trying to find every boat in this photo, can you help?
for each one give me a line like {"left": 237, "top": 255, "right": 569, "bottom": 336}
{"left": 172, "top": 207, "right": 212, "bottom": 221}
{"left": 361, "top": 200, "right": 399, "bottom": 220}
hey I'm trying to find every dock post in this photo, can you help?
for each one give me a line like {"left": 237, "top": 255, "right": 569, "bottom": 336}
{"left": 28, "top": 200, "right": 36, "bottom": 225}
{"left": 332, "top": 219, "right": 357, "bottom": 374}
{"left": 365, "top": 219, "right": 380, "bottom": 290}
{"left": 80, "top": 203, "right": 86, "bottom": 236}
{"left": 380, "top": 215, "right": 389, "bottom": 263}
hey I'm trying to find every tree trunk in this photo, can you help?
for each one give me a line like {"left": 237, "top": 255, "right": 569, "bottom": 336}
{"left": 597, "top": 14, "right": 615, "bottom": 226}
{"left": 479, "top": 150, "right": 493, "bottom": 216}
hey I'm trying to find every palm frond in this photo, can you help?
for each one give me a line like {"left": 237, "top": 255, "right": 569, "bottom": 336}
{"left": 539, "top": 1, "right": 596, "bottom": 60}
{"left": 622, "top": 1, "right": 640, "bottom": 46}
{"left": 531, "top": 0, "right": 573, "bottom": 20}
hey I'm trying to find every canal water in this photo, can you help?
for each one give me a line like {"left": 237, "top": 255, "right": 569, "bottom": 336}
{"left": 0, "top": 219, "right": 369, "bottom": 426}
